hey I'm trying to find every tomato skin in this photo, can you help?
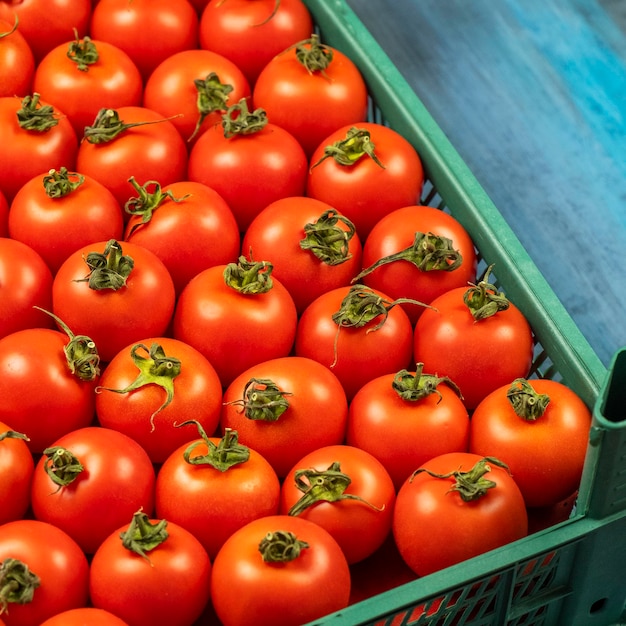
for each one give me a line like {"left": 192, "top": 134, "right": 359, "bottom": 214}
{"left": 89, "top": 518, "right": 211, "bottom": 626}
{"left": 40, "top": 608, "right": 130, "bottom": 626}
{"left": 392, "top": 452, "right": 528, "bottom": 577}
{"left": 188, "top": 121, "right": 308, "bottom": 232}
{"left": 95, "top": 337, "right": 223, "bottom": 464}
{"left": 0, "top": 190, "right": 7, "bottom": 236}
{"left": 199, "top": 0, "right": 314, "bottom": 86}
{"left": 280, "top": 444, "right": 396, "bottom": 564}
{"left": 359, "top": 205, "right": 478, "bottom": 324}
{"left": 173, "top": 264, "right": 298, "bottom": 388}
{"left": 469, "top": 379, "right": 592, "bottom": 508}
{"left": 124, "top": 180, "right": 241, "bottom": 296}
{"left": 0, "top": 18, "right": 35, "bottom": 97}
{"left": 0, "top": 519, "right": 90, "bottom": 626}
{"left": 220, "top": 356, "right": 349, "bottom": 478}
{"left": 0, "top": 421, "right": 34, "bottom": 525}
{"left": 156, "top": 434, "right": 281, "bottom": 559}
{"left": 211, "top": 515, "right": 350, "bottom": 626}
{"left": 0, "top": 238, "right": 54, "bottom": 339}
{"left": 306, "top": 122, "right": 425, "bottom": 241}
{"left": 52, "top": 239, "right": 176, "bottom": 363}
{"left": 9, "top": 170, "right": 123, "bottom": 274}
{"left": 346, "top": 371, "right": 471, "bottom": 490}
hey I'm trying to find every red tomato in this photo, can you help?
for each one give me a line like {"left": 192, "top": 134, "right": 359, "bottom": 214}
{"left": 156, "top": 426, "right": 281, "bottom": 559}
{"left": 199, "top": 0, "right": 314, "bottom": 86}
{"left": 0, "top": 327, "right": 97, "bottom": 453}
{"left": 392, "top": 452, "right": 528, "bottom": 577}
{"left": 90, "top": 0, "right": 199, "bottom": 81}
{"left": 0, "top": 17, "right": 35, "bottom": 97}
{"left": 210, "top": 515, "right": 350, "bottom": 626}
{"left": 0, "top": 238, "right": 54, "bottom": 339}
{"left": 469, "top": 378, "right": 592, "bottom": 508}
{"left": 295, "top": 284, "right": 415, "bottom": 400}
{"left": 253, "top": 34, "right": 368, "bottom": 156}
{"left": 242, "top": 196, "right": 363, "bottom": 315}
{"left": 220, "top": 356, "right": 349, "bottom": 477}
{"left": 279, "top": 444, "right": 396, "bottom": 564}
{"left": 173, "top": 259, "right": 298, "bottom": 387}
{"left": 9, "top": 168, "right": 123, "bottom": 274}
{"left": 143, "top": 49, "right": 251, "bottom": 145}
{"left": 0, "top": 190, "right": 7, "bottom": 236}
{"left": 89, "top": 512, "right": 211, "bottom": 626}
{"left": 52, "top": 239, "right": 176, "bottom": 363}
{"left": 123, "top": 179, "right": 240, "bottom": 296}
{"left": 413, "top": 271, "right": 534, "bottom": 410}
{"left": 0, "top": 422, "right": 34, "bottom": 525}
{"left": 30, "top": 426, "right": 156, "bottom": 554}
{"left": 40, "top": 608, "right": 130, "bottom": 626}
{"left": 95, "top": 337, "right": 223, "bottom": 464}
{"left": 0, "top": 94, "right": 78, "bottom": 203}
{"left": 188, "top": 102, "right": 308, "bottom": 232}
{"left": 346, "top": 366, "right": 471, "bottom": 490}
{"left": 33, "top": 37, "right": 143, "bottom": 138}
{"left": 0, "top": 519, "right": 89, "bottom": 626}
{"left": 76, "top": 106, "right": 188, "bottom": 209}
{"left": 306, "top": 122, "right": 425, "bottom": 240}
{"left": 357, "top": 205, "right": 478, "bottom": 324}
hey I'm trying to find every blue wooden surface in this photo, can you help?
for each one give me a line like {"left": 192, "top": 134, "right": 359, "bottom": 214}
{"left": 346, "top": 0, "right": 626, "bottom": 368}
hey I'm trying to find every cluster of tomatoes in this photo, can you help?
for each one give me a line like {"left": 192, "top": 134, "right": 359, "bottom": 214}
{"left": 0, "top": 1, "right": 594, "bottom": 625}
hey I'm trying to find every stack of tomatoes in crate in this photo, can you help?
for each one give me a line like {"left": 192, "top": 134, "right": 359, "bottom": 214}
{"left": 0, "top": 1, "right": 596, "bottom": 625}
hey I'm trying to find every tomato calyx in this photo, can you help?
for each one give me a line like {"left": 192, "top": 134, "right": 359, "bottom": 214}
{"left": 223, "top": 255, "right": 274, "bottom": 294}
{"left": 463, "top": 264, "right": 510, "bottom": 321}
{"left": 392, "top": 363, "right": 463, "bottom": 403}
{"left": 16, "top": 93, "right": 59, "bottom": 132}
{"left": 178, "top": 422, "right": 251, "bottom": 472}
{"left": 226, "top": 377, "right": 293, "bottom": 422}
{"left": 300, "top": 209, "right": 356, "bottom": 265}
{"left": 353, "top": 232, "right": 464, "bottom": 284}
{"left": 258, "top": 530, "right": 309, "bottom": 563}
{"left": 120, "top": 510, "right": 169, "bottom": 563}
{"left": 0, "top": 430, "right": 29, "bottom": 444}
{"left": 285, "top": 34, "right": 334, "bottom": 77}
{"left": 66, "top": 30, "right": 99, "bottom": 71}
{"left": 42, "top": 167, "right": 85, "bottom": 198}
{"left": 96, "top": 342, "right": 182, "bottom": 431}
{"left": 288, "top": 461, "right": 385, "bottom": 516}
{"left": 42, "top": 445, "right": 85, "bottom": 490}
{"left": 83, "top": 108, "right": 181, "bottom": 144}
{"left": 189, "top": 72, "right": 235, "bottom": 142}
{"left": 0, "top": 558, "right": 41, "bottom": 613}
{"left": 221, "top": 98, "right": 268, "bottom": 138}
{"left": 507, "top": 378, "right": 550, "bottom": 421}
{"left": 311, "top": 126, "right": 386, "bottom": 170}
{"left": 74, "top": 239, "right": 134, "bottom": 291}
{"left": 410, "top": 456, "right": 510, "bottom": 502}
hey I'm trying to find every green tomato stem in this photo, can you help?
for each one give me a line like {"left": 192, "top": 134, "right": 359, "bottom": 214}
{"left": 299, "top": 209, "right": 356, "bottom": 266}
{"left": 120, "top": 510, "right": 169, "bottom": 563}
{"left": 66, "top": 30, "right": 99, "bottom": 71}
{"left": 311, "top": 126, "right": 386, "bottom": 169}
{"left": 507, "top": 378, "right": 550, "bottom": 421}
{"left": 73, "top": 239, "right": 134, "bottom": 291}
{"left": 16, "top": 93, "right": 59, "bottom": 132}
{"left": 42, "top": 446, "right": 84, "bottom": 489}
{"left": 258, "top": 530, "right": 309, "bottom": 563}
{"left": 220, "top": 98, "right": 268, "bottom": 138}
{"left": 223, "top": 255, "right": 274, "bottom": 294}
{"left": 463, "top": 264, "right": 510, "bottom": 321}
{"left": 225, "top": 377, "right": 292, "bottom": 422}
{"left": 0, "top": 558, "right": 40, "bottom": 613}
{"left": 189, "top": 72, "right": 234, "bottom": 142}
{"left": 392, "top": 363, "right": 463, "bottom": 402}
{"left": 42, "top": 167, "right": 85, "bottom": 199}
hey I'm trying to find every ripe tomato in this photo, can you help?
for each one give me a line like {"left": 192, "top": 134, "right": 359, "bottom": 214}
{"left": 188, "top": 101, "right": 308, "bottom": 232}
{"left": 52, "top": 239, "right": 176, "bottom": 363}
{"left": 0, "top": 17, "right": 35, "bottom": 97}
{"left": 413, "top": 269, "right": 534, "bottom": 410}
{"left": 0, "top": 191, "right": 7, "bottom": 236}
{"left": 40, "top": 608, "right": 130, "bottom": 626}
{"left": 199, "top": 0, "right": 314, "bottom": 86}
{"left": 173, "top": 258, "right": 298, "bottom": 387}
{"left": 346, "top": 366, "right": 471, "bottom": 490}
{"left": 143, "top": 49, "right": 251, "bottom": 145}
{"left": 90, "top": 0, "right": 199, "bottom": 81}
{"left": 392, "top": 452, "right": 528, "bottom": 577}
{"left": 89, "top": 512, "right": 211, "bottom": 626}
{"left": 357, "top": 205, "right": 478, "bottom": 324}
{"left": 242, "top": 196, "right": 363, "bottom": 315}
{"left": 279, "top": 444, "right": 396, "bottom": 564}
{"left": 76, "top": 106, "right": 188, "bottom": 209}
{"left": 306, "top": 122, "right": 425, "bottom": 240}
{"left": 295, "top": 284, "right": 415, "bottom": 400}
{"left": 30, "top": 426, "right": 156, "bottom": 554}
{"left": 0, "top": 519, "right": 89, "bottom": 626}
{"left": 0, "top": 238, "right": 54, "bottom": 339}
{"left": 469, "top": 378, "right": 592, "bottom": 508}
{"left": 156, "top": 425, "right": 281, "bottom": 559}
{"left": 0, "top": 94, "right": 78, "bottom": 203}
{"left": 9, "top": 168, "right": 123, "bottom": 274}
{"left": 0, "top": 423, "right": 34, "bottom": 525}
{"left": 123, "top": 179, "right": 241, "bottom": 296}
{"left": 253, "top": 34, "right": 368, "bottom": 156}
{"left": 221, "top": 356, "right": 349, "bottom": 477}
{"left": 95, "top": 337, "right": 223, "bottom": 464}
{"left": 210, "top": 515, "right": 350, "bottom": 626}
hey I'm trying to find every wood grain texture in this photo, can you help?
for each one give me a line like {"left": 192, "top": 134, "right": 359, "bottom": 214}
{"left": 346, "top": 0, "right": 626, "bottom": 367}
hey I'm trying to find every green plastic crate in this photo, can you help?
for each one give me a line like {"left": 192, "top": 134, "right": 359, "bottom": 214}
{"left": 300, "top": 1, "right": 626, "bottom": 624}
